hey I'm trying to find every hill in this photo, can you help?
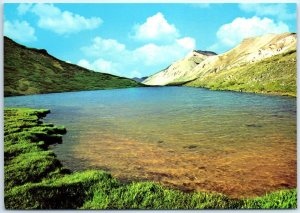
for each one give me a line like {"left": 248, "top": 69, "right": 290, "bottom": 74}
{"left": 186, "top": 49, "right": 296, "bottom": 96}
{"left": 132, "top": 76, "right": 148, "bottom": 83}
{"left": 4, "top": 37, "right": 143, "bottom": 97}
{"left": 143, "top": 33, "right": 296, "bottom": 96}
{"left": 143, "top": 50, "right": 217, "bottom": 85}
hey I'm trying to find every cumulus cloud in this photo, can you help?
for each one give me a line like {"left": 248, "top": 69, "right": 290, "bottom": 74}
{"left": 81, "top": 36, "right": 126, "bottom": 58}
{"left": 132, "top": 12, "right": 179, "bottom": 43}
{"left": 17, "top": 3, "right": 33, "bottom": 15}
{"left": 213, "top": 16, "right": 289, "bottom": 50}
{"left": 77, "top": 59, "right": 91, "bottom": 69}
{"left": 4, "top": 20, "right": 37, "bottom": 43}
{"left": 239, "top": 4, "right": 296, "bottom": 20}
{"left": 176, "top": 37, "right": 196, "bottom": 50}
{"left": 78, "top": 58, "right": 120, "bottom": 76}
{"left": 30, "top": 4, "right": 102, "bottom": 34}
{"left": 78, "top": 35, "right": 196, "bottom": 77}
{"left": 133, "top": 37, "right": 196, "bottom": 66}
{"left": 78, "top": 12, "right": 196, "bottom": 77}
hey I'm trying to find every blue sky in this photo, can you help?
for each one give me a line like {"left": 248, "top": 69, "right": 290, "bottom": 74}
{"left": 4, "top": 3, "right": 296, "bottom": 78}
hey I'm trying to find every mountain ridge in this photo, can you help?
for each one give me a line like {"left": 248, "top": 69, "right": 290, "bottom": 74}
{"left": 193, "top": 50, "right": 217, "bottom": 56}
{"left": 4, "top": 36, "right": 143, "bottom": 97}
{"left": 143, "top": 32, "right": 296, "bottom": 96}
{"left": 143, "top": 50, "right": 217, "bottom": 85}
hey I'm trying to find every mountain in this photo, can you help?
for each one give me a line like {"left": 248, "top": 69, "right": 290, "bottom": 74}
{"left": 132, "top": 76, "right": 148, "bottom": 83}
{"left": 186, "top": 49, "right": 296, "bottom": 96}
{"left": 143, "top": 50, "right": 217, "bottom": 85}
{"left": 143, "top": 32, "right": 296, "bottom": 96}
{"left": 4, "top": 36, "right": 143, "bottom": 97}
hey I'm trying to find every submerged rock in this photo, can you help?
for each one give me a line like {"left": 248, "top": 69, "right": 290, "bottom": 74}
{"left": 184, "top": 145, "right": 198, "bottom": 149}
{"left": 246, "top": 124, "right": 263, "bottom": 128}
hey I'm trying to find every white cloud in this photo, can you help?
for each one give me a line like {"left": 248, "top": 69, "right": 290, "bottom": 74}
{"left": 133, "top": 37, "right": 195, "bottom": 66}
{"left": 17, "top": 3, "right": 33, "bottom": 15}
{"left": 216, "top": 16, "right": 289, "bottom": 48}
{"left": 78, "top": 58, "right": 120, "bottom": 75}
{"left": 132, "top": 12, "right": 179, "bottom": 43}
{"left": 77, "top": 59, "right": 91, "bottom": 69}
{"left": 81, "top": 36, "right": 126, "bottom": 58}
{"left": 78, "top": 12, "right": 196, "bottom": 77}
{"left": 78, "top": 35, "right": 196, "bottom": 77}
{"left": 239, "top": 4, "right": 296, "bottom": 20}
{"left": 4, "top": 20, "right": 37, "bottom": 43}
{"left": 30, "top": 4, "right": 102, "bottom": 34}
{"left": 176, "top": 37, "right": 196, "bottom": 50}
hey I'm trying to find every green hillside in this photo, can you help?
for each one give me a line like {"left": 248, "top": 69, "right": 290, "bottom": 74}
{"left": 4, "top": 36, "right": 143, "bottom": 97}
{"left": 185, "top": 50, "right": 296, "bottom": 97}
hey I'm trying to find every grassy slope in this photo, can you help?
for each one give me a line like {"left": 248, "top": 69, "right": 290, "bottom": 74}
{"left": 4, "top": 36, "right": 142, "bottom": 97}
{"left": 185, "top": 50, "right": 296, "bottom": 96}
{"left": 4, "top": 108, "right": 297, "bottom": 209}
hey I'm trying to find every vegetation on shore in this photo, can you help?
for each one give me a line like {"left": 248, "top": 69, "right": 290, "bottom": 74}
{"left": 4, "top": 36, "right": 143, "bottom": 97}
{"left": 4, "top": 108, "right": 297, "bottom": 209}
{"left": 185, "top": 50, "right": 296, "bottom": 97}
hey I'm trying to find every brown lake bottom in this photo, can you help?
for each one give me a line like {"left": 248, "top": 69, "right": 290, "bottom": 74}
{"left": 5, "top": 87, "right": 296, "bottom": 198}
{"left": 72, "top": 131, "right": 296, "bottom": 198}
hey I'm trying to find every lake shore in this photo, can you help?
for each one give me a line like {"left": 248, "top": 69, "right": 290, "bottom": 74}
{"left": 4, "top": 107, "right": 297, "bottom": 209}
{"left": 184, "top": 84, "right": 297, "bottom": 97}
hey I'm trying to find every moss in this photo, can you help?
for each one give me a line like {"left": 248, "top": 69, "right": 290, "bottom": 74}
{"left": 4, "top": 108, "right": 297, "bottom": 209}
{"left": 5, "top": 151, "right": 63, "bottom": 188}
{"left": 81, "top": 181, "right": 243, "bottom": 209}
{"left": 5, "top": 171, "right": 111, "bottom": 209}
{"left": 242, "top": 189, "right": 297, "bottom": 209}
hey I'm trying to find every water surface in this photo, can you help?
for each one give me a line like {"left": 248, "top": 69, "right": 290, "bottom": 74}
{"left": 5, "top": 87, "right": 296, "bottom": 198}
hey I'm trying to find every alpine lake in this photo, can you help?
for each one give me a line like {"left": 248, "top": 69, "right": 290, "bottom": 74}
{"left": 5, "top": 87, "right": 296, "bottom": 198}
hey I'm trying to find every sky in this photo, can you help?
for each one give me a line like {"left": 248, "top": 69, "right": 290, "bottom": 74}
{"left": 4, "top": 3, "right": 297, "bottom": 78}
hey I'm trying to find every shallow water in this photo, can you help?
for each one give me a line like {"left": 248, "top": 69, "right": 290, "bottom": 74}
{"left": 5, "top": 87, "right": 296, "bottom": 198}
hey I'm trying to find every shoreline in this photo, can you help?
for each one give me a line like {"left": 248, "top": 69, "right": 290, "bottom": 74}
{"left": 184, "top": 85, "right": 297, "bottom": 97}
{"left": 4, "top": 84, "right": 296, "bottom": 98}
{"left": 4, "top": 108, "right": 297, "bottom": 209}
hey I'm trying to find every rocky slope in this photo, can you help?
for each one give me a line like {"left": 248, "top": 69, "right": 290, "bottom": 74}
{"left": 143, "top": 33, "right": 296, "bottom": 96}
{"left": 4, "top": 37, "right": 142, "bottom": 97}
{"left": 187, "top": 49, "right": 296, "bottom": 96}
{"left": 143, "top": 50, "right": 217, "bottom": 85}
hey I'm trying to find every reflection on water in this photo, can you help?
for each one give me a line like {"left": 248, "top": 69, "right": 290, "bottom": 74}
{"left": 5, "top": 87, "right": 296, "bottom": 198}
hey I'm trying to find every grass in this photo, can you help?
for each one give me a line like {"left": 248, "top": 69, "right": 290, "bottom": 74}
{"left": 4, "top": 108, "right": 297, "bottom": 209}
{"left": 185, "top": 50, "right": 296, "bottom": 97}
{"left": 4, "top": 36, "right": 143, "bottom": 97}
